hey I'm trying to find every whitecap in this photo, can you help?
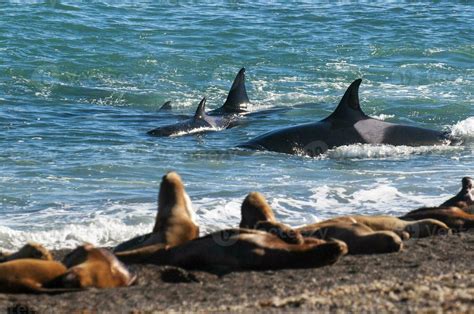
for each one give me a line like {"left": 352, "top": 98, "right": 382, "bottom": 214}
{"left": 449, "top": 117, "right": 474, "bottom": 141}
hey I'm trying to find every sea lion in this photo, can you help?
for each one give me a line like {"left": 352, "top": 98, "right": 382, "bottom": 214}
{"left": 114, "top": 172, "right": 199, "bottom": 254}
{"left": 0, "top": 243, "right": 53, "bottom": 263}
{"left": 240, "top": 192, "right": 304, "bottom": 244}
{"left": 334, "top": 215, "right": 450, "bottom": 239}
{"left": 0, "top": 259, "right": 67, "bottom": 293}
{"left": 240, "top": 192, "right": 276, "bottom": 228}
{"left": 401, "top": 206, "right": 474, "bottom": 232}
{"left": 440, "top": 177, "right": 473, "bottom": 210}
{"left": 297, "top": 221, "right": 403, "bottom": 255}
{"left": 133, "top": 228, "right": 347, "bottom": 272}
{"left": 52, "top": 244, "right": 136, "bottom": 289}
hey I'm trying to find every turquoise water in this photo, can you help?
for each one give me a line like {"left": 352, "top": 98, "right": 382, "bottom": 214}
{"left": 0, "top": 1, "right": 473, "bottom": 250}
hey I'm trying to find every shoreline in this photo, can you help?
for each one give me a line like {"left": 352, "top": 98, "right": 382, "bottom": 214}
{"left": 1, "top": 231, "right": 473, "bottom": 312}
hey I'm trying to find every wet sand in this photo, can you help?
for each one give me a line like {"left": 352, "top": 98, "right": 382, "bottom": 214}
{"left": 1, "top": 231, "right": 473, "bottom": 313}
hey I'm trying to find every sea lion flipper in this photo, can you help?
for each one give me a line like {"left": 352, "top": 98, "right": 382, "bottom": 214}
{"left": 113, "top": 233, "right": 155, "bottom": 253}
{"left": 16, "top": 278, "right": 43, "bottom": 293}
{"left": 255, "top": 221, "right": 304, "bottom": 244}
{"left": 114, "top": 243, "right": 167, "bottom": 264}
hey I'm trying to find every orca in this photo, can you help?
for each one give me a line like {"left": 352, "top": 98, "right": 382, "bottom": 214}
{"left": 155, "top": 68, "right": 249, "bottom": 116}
{"left": 209, "top": 67, "right": 249, "bottom": 115}
{"left": 147, "top": 68, "right": 249, "bottom": 137}
{"left": 239, "top": 79, "right": 455, "bottom": 156}
{"left": 147, "top": 97, "right": 238, "bottom": 137}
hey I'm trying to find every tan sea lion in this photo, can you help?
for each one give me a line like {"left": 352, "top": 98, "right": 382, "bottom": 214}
{"left": 240, "top": 192, "right": 304, "bottom": 244}
{"left": 0, "top": 243, "right": 53, "bottom": 263}
{"left": 297, "top": 221, "right": 403, "bottom": 255}
{"left": 335, "top": 215, "right": 450, "bottom": 238}
{"left": 52, "top": 244, "right": 136, "bottom": 289}
{"left": 134, "top": 228, "right": 347, "bottom": 272}
{"left": 440, "top": 177, "right": 473, "bottom": 210}
{"left": 0, "top": 259, "right": 67, "bottom": 293}
{"left": 240, "top": 192, "right": 276, "bottom": 228}
{"left": 401, "top": 206, "right": 474, "bottom": 232}
{"left": 114, "top": 171, "right": 199, "bottom": 253}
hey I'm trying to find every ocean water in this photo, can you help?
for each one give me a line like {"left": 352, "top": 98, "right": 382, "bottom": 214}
{"left": 0, "top": 1, "right": 473, "bottom": 250}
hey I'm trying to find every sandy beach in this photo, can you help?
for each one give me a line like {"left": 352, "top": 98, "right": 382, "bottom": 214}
{"left": 1, "top": 230, "right": 473, "bottom": 313}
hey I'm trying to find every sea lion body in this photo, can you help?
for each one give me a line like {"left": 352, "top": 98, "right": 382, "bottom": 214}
{"left": 114, "top": 172, "right": 199, "bottom": 253}
{"left": 341, "top": 215, "right": 450, "bottom": 238}
{"left": 297, "top": 221, "right": 403, "bottom": 255}
{"left": 140, "top": 229, "right": 347, "bottom": 272}
{"left": 401, "top": 207, "right": 474, "bottom": 232}
{"left": 53, "top": 244, "right": 136, "bottom": 289}
{"left": 0, "top": 259, "right": 67, "bottom": 293}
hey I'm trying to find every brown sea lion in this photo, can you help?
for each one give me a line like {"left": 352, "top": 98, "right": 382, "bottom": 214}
{"left": 114, "top": 171, "right": 199, "bottom": 253}
{"left": 52, "top": 244, "right": 136, "bottom": 289}
{"left": 0, "top": 243, "right": 53, "bottom": 263}
{"left": 0, "top": 259, "right": 67, "bottom": 293}
{"left": 440, "top": 177, "right": 473, "bottom": 210}
{"left": 134, "top": 228, "right": 347, "bottom": 272}
{"left": 401, "top": 206, "right": 474, "bottom": 232}
{"left": 240, "top": 192, "right": 304, "bottom": 244}
{"left": 240, "top": 192, "right": 276, "bottom": 228}
{"left": 297, "top": 221, "right": 403, "bottom": 255}
{"left": 335, "top": 215, "right": 450, "bottom": 238}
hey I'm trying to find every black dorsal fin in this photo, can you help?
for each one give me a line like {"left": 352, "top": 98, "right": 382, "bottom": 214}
{"left": 221, "top": 68, "right": 249, "bottom": 113}
{"left": 326, "top": 79, "right": 367, "bottom": 121}
{"left": 194, "top": 97, "right": 207, "bottom": 120}
{"left": 158, "top": 101, "right": 172, "bottom": 111}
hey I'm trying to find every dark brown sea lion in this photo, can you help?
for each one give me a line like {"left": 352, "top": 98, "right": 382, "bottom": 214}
{"left": 297, "top": 221, "right": 403, "bottom": 255}
{"left": 53, "top": 244, "right": 136, "bottom": 289}
{"left": 440, "top": 177, "right": 473, "bottom": 210}
{"left": 335, "top": 215, "right": 450, "bottom": 238}
{"left": 0, "top": 259, "right": 67, "bottom": 293}
{"left": 135, "top": 228, "right": 347, "bottom": 272}
{"left": 401, "top": 206, "right": 474, "bottom": 232}
{"left": 0, "top": 243, "right": 53, "bottom": 263}
{"left": 240, "top": 192, "right": 304, "bottom": 244}
{"left": 114, "top": 172, "right": 199, "bottom": 253}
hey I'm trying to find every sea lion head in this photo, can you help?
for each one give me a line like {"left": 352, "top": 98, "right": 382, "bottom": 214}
{"left": 462, "top": 177, "right": 474, "bottom": 206}
{"left": 156, "top": 171, "right": 196, "bottom": 224}
{"left": 240, "top": 192, "right": 276, "bottom": 228}
{"left": 1, "top": 243, "right": 53, "bottom": 262}
{"left": 462, "top": 177, "right": 473, "bottom": 191}
{"left": 59, "top": 245, "right": 137, "bottom": 289}
{"left": 61, "top": 243, "right": 95, "bottom": 268}
{"left": 295, "top": 238, "right": 348, "bottom": 268}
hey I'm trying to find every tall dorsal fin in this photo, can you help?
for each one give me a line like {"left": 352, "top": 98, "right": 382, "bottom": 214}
{"left": 326, "top": 79, "right": 367, "bottom": 121}
{"left": 158, "top": 101, "right": 172, "bottom": 111}
{"left": 221, "top": 68, "right": 249, "bottom": 113}
{"left": 194, "top": 97, "right": 207, "bottom": 120}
